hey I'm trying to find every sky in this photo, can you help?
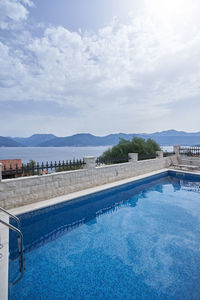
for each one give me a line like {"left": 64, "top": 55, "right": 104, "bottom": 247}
{"left": 1, "top": 0, "right": 200, "bottom": 137}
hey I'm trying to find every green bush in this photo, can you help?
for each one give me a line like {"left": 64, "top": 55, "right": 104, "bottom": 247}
{"left": 99, "top": 137, "right": 160, "bottom": 163}
{"left": 56, "top": 165, "right": 83, "bottom": 172}
{"left": 23, "top": 159, "right": 39, "bottom": 176}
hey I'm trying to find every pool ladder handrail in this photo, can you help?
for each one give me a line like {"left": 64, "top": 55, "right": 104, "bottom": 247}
{"left": 0, "top": 206, "right": 21, "bottom": 230}
{"left": 0, "top": 207, "right": 25, "bottom": 285}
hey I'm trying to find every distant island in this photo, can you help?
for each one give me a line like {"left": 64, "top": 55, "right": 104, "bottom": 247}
{"left": 0, "top": 130, "right": 200, "bottom": 147}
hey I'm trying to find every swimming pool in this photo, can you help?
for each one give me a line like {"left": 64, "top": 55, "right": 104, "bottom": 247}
{"left": 9, "top": 171, "right": 200, "bottom": 299}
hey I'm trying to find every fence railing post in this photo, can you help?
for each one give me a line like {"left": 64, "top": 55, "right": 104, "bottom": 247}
{"left": 156, "top": 151, "right": 164, "bottom": 158}
{"left": 0, "top": 163, "right": 2, "bottom": 181}
{"left": 83, "top": 156, "right": 96, "bottom": 169}
{"left": 173, "top": 145, "right": 180, "bottom": 156}
{"left": 128, "top": 153, "right": 138, "bottom": 162}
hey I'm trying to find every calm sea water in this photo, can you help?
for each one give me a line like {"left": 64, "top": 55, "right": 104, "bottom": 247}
{"left": 161, "top": 146, "right": 173, "bottom": 152}
{"left": 0, "top": 146, "right": 110, "bottom": 164}
{"left": 0, "top": 146, "right": 173, "bottom": 164}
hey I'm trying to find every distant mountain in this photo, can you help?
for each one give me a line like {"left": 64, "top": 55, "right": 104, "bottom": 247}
{"left": 151, "top": 129, "right": 200, "bottom": 137}
{"left": 38, "top": 133, "right": 136, "bottom": 147}
{"left": 4, "top": 130, "right": 200, "bottom": 147}
{"left": 149, "top": 130, "right": 200, "bottom": 145}
{"left": 0, "top": 136, "right": 23, "bottom": 147}
{"left": 149, "top": 135, "right": 200, "bottom": 146}
{"left": 12, "top": 134, "right": 56, "bottom": 147}
{"left": 37, "top": 130, "right": 200, "bottom": 147}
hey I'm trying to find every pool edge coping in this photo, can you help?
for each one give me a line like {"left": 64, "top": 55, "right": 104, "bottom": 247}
{"left": 9, "top": 167, "right": 200, "bottom": 216}
{"left": 9, "top": 168, "right": 168, "bottom": 215}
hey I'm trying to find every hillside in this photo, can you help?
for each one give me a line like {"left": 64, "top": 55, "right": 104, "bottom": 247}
{"left": 38, "top": 133, "right": 135, "bottom": 147}
{"left": 38, "top": 130, "right": 200, "bottom": 147}
{"left": 12, "top": 134, "right": 56, "bottom": 147}
{"left": 0, "top": 136, "right": 23, "bottom": 147}
{"left": 5, "top": 130, "right": 200, "bottom": 147}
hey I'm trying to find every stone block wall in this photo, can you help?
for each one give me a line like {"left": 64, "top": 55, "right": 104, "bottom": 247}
{"left": 179, "top": 156, "right": 200, "bottom": 167}
{"left": 0, "top": 156, "right": 173, "bottom": 209}
{"left": 172, "top": 145, "right": 200, "bottom": 167}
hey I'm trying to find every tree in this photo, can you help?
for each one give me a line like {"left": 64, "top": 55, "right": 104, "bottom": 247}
{"left": 99, "top": 137, "right": 160, "bottom": 163}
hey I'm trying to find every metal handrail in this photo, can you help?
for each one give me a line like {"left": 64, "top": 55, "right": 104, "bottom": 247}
{"left": 0, "top": 207, "right": 21, "bottom": 230}
{"left": 0, "top": 219, "right": 25, "bottom": 285}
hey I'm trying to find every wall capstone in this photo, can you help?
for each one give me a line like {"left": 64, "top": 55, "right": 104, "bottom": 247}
{"left": 173, "top": 145, "right": 180, "bottom": 156}
{"left": 83, "top": 156, "right": 96, "bottom": 169}
{"left": 128, "top": 153, "right": 138, "bottom": 162}
{"left": 156, "top": 151, "right": 164, "bottom": 158}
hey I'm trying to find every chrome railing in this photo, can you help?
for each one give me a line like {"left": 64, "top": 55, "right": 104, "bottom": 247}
{"left": 0, "top": 208, "right": 25, "bottom": 285}
{"left": 0, "top": 207, "right": 21, "bottom": 230}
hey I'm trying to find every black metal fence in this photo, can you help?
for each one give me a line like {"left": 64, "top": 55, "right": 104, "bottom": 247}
{"left": 2, "top": 159, "right": 85, "bottom": 179}
{"left": 96, "top": 156, "right": 128, "bottom": 166}
{"left": 96, "top": 153, "right": 160, "bottom": 165}
{"left": 138, "top": 154, "right": 157, "bottom": 160}
{"left": 180, "top": 147, "right": 200, "bottom": 156}
{"left": 2, "top": 151, "right": 175, "bottom": 179}
{"left": 163, "top": 152, "right": 175, "bottom": 157}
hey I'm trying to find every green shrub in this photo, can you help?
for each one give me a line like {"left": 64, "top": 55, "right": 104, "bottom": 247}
{"left": 99, "top": 137, "right": 160, "bottom": 163}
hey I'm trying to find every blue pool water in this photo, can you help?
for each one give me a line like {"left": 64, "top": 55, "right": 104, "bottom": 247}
{"left": 9, "top": 171, "right": 200, "bottom": 299}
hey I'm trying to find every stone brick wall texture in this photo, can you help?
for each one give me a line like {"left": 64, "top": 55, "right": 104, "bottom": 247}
{"left": 0, "top": 156, "right": 174, "bottom": 209}
{"left": 179, "top": 156, "right": 200, "bottom": 167}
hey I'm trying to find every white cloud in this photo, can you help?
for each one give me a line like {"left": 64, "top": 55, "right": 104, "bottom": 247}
{"left": 0, "top": 0, "right": 34, "bottom": 29}
{"left": 20, "top": 0, "right": 34, "bottom": 7}
{"left": 1, "top": 0, "right": 200, "bottom": 134}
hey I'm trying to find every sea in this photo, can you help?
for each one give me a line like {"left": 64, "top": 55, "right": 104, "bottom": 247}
{"left": 0, "top": 146, "right": 173, "bottom": 164}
